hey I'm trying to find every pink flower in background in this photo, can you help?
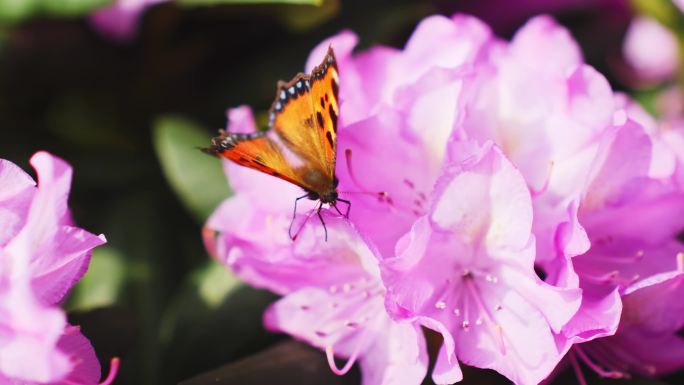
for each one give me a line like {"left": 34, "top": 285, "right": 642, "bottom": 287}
{"left": 90, "top": 0, "right": 167, "bottom": 41}
{"left": 623, "top": 16, "right": 680, "bottom": 86}
{"left": 382, "top": 142, "right": 579, "bottom": 385}
{"left": 0, "top": 152, "right": 117, "bottom": 384}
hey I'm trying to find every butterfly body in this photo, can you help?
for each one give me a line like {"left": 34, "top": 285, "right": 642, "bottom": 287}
{"left": 204, "top": 47, "right": 346, "bottom": 239}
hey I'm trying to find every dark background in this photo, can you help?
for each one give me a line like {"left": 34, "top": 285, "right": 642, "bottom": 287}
{"left": 0, "top": 0, "right": 680, "bottom": 384}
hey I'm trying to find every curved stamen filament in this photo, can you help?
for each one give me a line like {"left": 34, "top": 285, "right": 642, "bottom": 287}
{"left": 325, "top": 326, "right": 370, "bottom": 376}
{"left": 570, "top": 350, "right": 588, "bottom": 385}
{"left": 464, "top": 278, "right": 505, "bottom": 355}
{"left": 574, "top": 345, "right": 628, "bottom": 379}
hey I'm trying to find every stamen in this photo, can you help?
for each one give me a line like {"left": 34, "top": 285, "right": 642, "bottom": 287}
{"left": 464, "top": 278, "right": 506, "bottom": 355}
{"left": 484, "top": 274, "right": 498, "bottom": 283}
{"left": 677, "top": 252, "right": 684, "bottom": 272}
{"left": 325, "top": 328, "right": 368, "bottom": 376}
{"left": 570, "top": 351, "right": 589, "bottom": 385}
{"left": 574, "top": 345, "right": 629, "bottom": 379}
{"left": 435, "top": 301, "right": 447, "bottom": 310}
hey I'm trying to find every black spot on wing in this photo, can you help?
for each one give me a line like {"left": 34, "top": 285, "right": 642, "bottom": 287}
{"left": 325, "top": 131, "right": 334, "bottom": 149}
{"left": 331, "top": 79, "right": 339, "bottom": 98}
{"left": 320, "top": 97, "right": 325, "bottom": 108}
{"left": 316, "top": 111, "right": 325, "bottom": 129}
{"left": 328, "top": 105, "right": 338, "bottom": 133}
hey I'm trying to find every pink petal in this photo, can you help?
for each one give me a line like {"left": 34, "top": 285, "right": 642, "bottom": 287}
{"left": 52, "top": 327, "right": 102, "bottom": 385}
{"left": 0, "top": 281, "right": 71, "bottom": 382}
{"left": 510, "top": 15, "right": 582, "bottom": 76}
{"left": 561, "top": 284, "right": 622, "bottom": 343}
{"left": 265, "top": 286, "right": 427, "bottom": 385}
{"left": 0, "top": 158, "right": 35, "bottom": 246}
{"left": 432, "top": 343, "right": 463, "bottom": 385}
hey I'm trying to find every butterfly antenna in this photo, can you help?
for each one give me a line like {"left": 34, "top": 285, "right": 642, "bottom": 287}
{"left": 289, "top": 194, "right": 310, "bottom": 240}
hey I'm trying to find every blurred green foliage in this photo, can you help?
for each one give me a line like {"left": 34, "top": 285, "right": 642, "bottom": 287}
{"left": 0, "top": 0, "right": 108, "bottom": 23}
{"left": 0, "top": 0, "right": 682, "bottom": 384}
{"left": 153, "top": 116, "right": 231, "bottom": 222}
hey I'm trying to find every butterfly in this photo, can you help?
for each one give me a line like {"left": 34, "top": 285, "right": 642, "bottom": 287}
{"left": 203, "top": 47, "right": 349, "bottom": 240}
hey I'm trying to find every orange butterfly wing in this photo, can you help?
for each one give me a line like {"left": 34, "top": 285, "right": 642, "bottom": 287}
{"left": 268, "top": 47, "right": 340, "bottom": 185}
{"left": 204, "top": 130, "right": 305, "bottom": 188}
{"left": 204, "top": 47, "right": 340, "bottom": 195}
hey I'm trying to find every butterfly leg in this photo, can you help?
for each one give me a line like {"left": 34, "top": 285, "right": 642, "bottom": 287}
{"left": 336, "top": 198, "right": 351, "bottom": 218}
{"left": 289, "top": 193, "right": 310, "bottom": 240}
{"left": 317, "top": 202, "right": 328, "bottom": 242}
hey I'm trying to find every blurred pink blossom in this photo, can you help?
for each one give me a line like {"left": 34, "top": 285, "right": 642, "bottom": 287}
{"left": 90, "top": 0, "right": 166, "bottom": 41}
{"left": 623, "top": 16, "right": 680, "bottom": 86}
{"left": 0, "top": 152, "right": 117, "bottom": 385}
{"left": 675, "top": 0, "right": 684, "bottom": 13}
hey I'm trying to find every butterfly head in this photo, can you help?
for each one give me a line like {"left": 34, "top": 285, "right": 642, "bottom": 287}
{"left": 310, "top": 188, "right": 338, "bottom": 204}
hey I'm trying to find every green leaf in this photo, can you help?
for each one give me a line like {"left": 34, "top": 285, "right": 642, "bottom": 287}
{"left": 178, "top": 0, "right": 323, "bottom": 6}
{"left": 630, "top": 0, "right": 684, "bottom": 34}
{"left": 0, "top": 0, "right": 109, "bottom": 24}
{"left": 67, "top": 246, "right": 127, "bottom": 311}
{"left": 194, "top": 259, "right": 242, "bottom": 308}
{"left": 153, "top": 115, "right": 231, "bottom": 222}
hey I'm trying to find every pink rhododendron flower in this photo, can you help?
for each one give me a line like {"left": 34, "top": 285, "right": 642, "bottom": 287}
{"left": 204, "top": 11, "right": 684, "bottom": 385}
{"left": 382, "top": 142, "right": 579, "bottom": 385}
{"left": 623, "top": 16, "right": 680, "bottom": 85}
{"left": 0, "top": 152, "right": 117, "bottom": 385}
{"left": 448, "top": 13, "right": 684, "bottom": 378}
{"left": 90, "top": 0, "right": 166, "bottom": 41}
{"left": 205, "top": 110, "right": 428, "bottom": 385}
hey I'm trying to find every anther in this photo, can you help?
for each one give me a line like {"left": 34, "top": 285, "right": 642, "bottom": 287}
{"left": 435, "top": 301, "right": 447, "bottom": 310}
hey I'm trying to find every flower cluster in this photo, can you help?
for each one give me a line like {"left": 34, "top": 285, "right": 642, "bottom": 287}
{"left": 0, "top": 152, "right": 117, "bottom": 385}
{"left": 204, "top": 14, "right": 684, "bottom": 385}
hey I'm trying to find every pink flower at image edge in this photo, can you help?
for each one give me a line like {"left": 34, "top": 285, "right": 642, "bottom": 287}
{"left": 0, "top": 152, "right": 118, "bottom": 385}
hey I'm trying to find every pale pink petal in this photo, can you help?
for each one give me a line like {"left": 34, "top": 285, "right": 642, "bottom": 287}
{"left": 0, "top": 159, "right": 35, "bottom": 246}
{"left": 561, "top": 284, "right": 622, "bottom": 343}
{"left": 0, "top": 281, "right": 71, "bottom": 382}
{"left": 510, "top": 15, "right": 582, "bottom": 75}
{"left": 265, "top": 286, "right": 427, "bottom": 385}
